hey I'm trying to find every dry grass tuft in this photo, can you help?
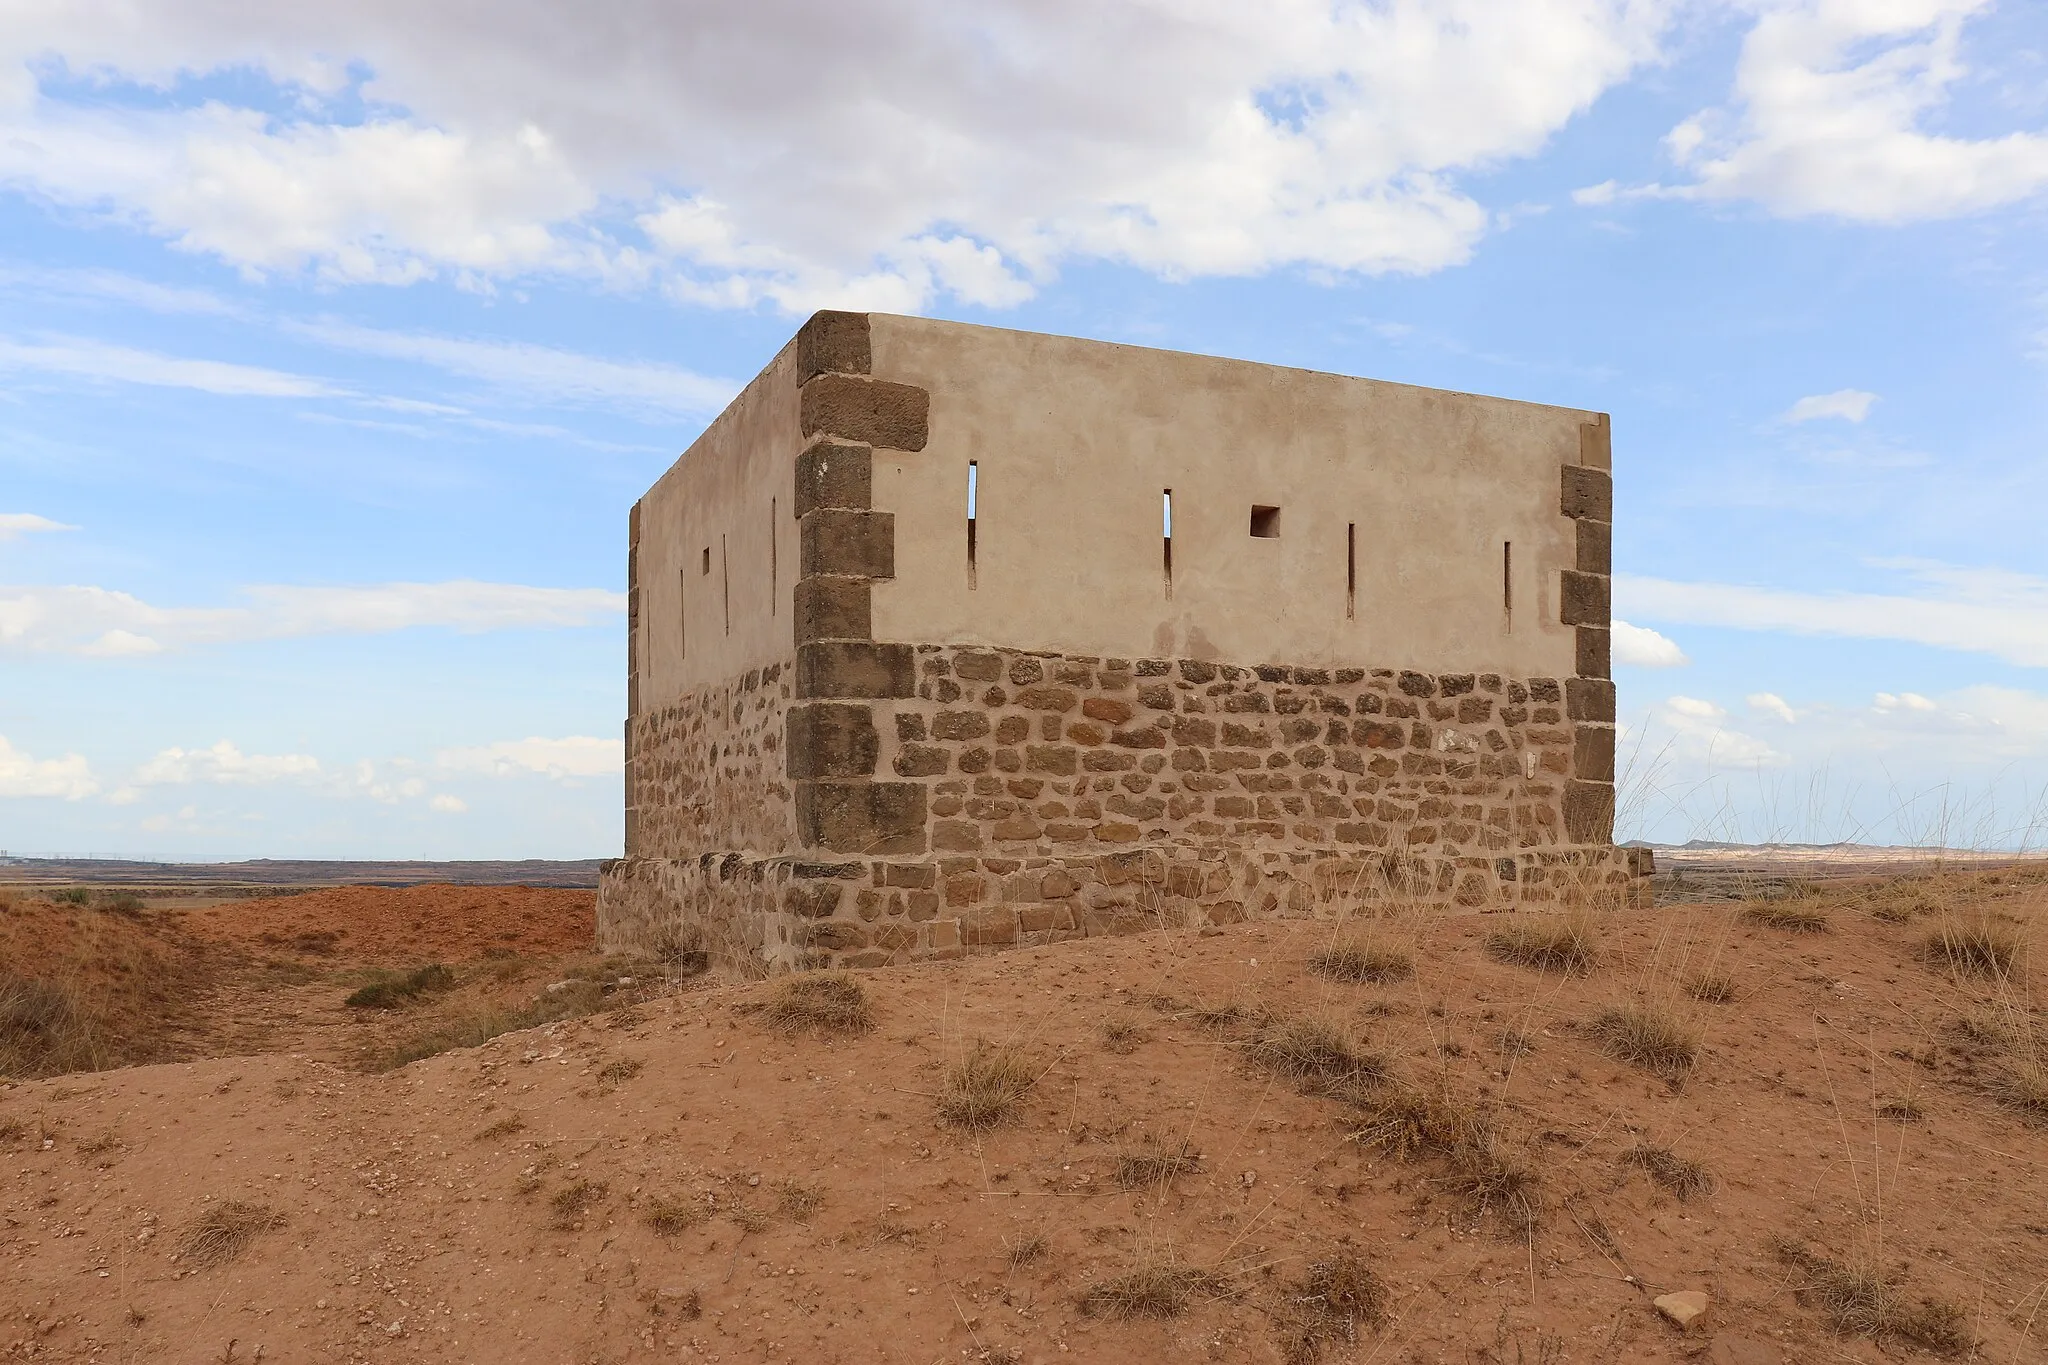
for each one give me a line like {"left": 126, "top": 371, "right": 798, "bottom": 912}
{"left": 761, "top": 972, "right": 875, "bottom": 1038}
{"left": 1348, "top": 1082, "right": 1540, "bottom": 1230}
{"left": 344, "top": 963, "right": 456, "bottom": 1009}
{"left": 1991, "top": 1056, "right": 2048, "bottom": 1123}
{"left": 1774, "top": 1240, "right": 1971, "bottom": 1354}
{"left": 1588, "top": 1003, "right": 1701, "bottom": 1079}
{"left": 1684, "top": 971, "right": 1736, "bottom": 1003}
{"left": 1189, "top": 999, "right": 1259, "bottom": 1033}
{"left": 775, "top": 1179, "right": 824, "bottom": 1220}
{"left": 596, "top": 1057, "right": 643, "bottom": 1088}
{"left": 1246, "top": 1018, "right": 1388, "bottom": 1097}
{"left": 1308, "top": 938, "right": 1414, "bottom": 985}
{"left": 938, "top": 1041, "right": 1038, "bottom": 1131}
{"left": 1099, "top": 1018, "right": 1149, "bottom": 1054}
{"left": 177, "top": 1201, "right": 282, "bottom": 1269}
{"left": 474, "top": 1116, "right": 524, "bottom": 1140}
{"left": 548, "top": 1179, "right": 607, "bottom": 1229}
{"left": 1624, "top": 1144, "right": 1715, "bottom": 1200}
{"left": 1485, "top": 911, "right": 1598, "bottom": 974}
{"left": 1114, "top": 1141, "right": 1201, "bottom": 1190}
{"left": 1922, "top": 916, "right": 2023, "bottom": 978}
{"left": 643, "top": 1194, "right": 700, "bottom": 1237}
{"left": 1078, "top": 1262, "right": 1227, "bottom": 1320}
{"left": 1742, "top": 900, "right": 1829, "bottom": 933}
{"left": 0, "top": 974, "right": 100, "bottom": 1077}
{"left": 1278, "top": 1252, "right": 1388, "bottom": 1363}
{"left": 1005, "top": 1233, "right": 1048, "bottom": 1270}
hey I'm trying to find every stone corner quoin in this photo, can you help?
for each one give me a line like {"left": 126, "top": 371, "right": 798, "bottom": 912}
{"left": 600, "top": 310, "right": 1640, "bottom": 972}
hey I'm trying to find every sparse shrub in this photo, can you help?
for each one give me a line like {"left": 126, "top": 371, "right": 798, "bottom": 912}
{"left": 97, "top": 891, "right": 146, "bottom": 917}
{"left": 1246, "top": 1018, "right": 1387, "bottom": 1099}
{"left": 1114, "top": 1141, "right": 1201, "bottom": 1190}
{"left": 0, "top": 974, "right": 99, "bottom": 1077}
{"left": 1876, "top": 1095, "right": 1924, "bottom": 1122}
{"left": 1624, "top": 1144, "right": 1714, "bottom": 1200}
{"left": 775, "top": 1179, "right": 824, "bottom": 1220}
{"left": 938, "top": 1041, "right": 1037, "bottom": 1131}
{"left": 1005, "top": 1234, "right": 1048, "bottom": 1270}
{"left": 345, "top": 963, "right": 456, "bottom": 1010}
{"left": 761, "top": 972, "right": 875, "bottom": 1037}
{"left": 1349, "top": 1082, "right": 1538, "bottom": 1231}
{"left": 51, "top": 887, "right": 91, "bottom": 906}
{"left": 377, "top": 981, "right": 611, "bottom": 1070}
{"left": 1922, "top": 916, "right": 2022, "bottom": 978}
{"left": 1079, "top": 1262, "right": 1226, "bottom": 1320}
{"left": 1992, "top": 1056, "right": 2048, "bottom": 1124}
{"left": 1742, "top": 901, "right": 1829, "bottom": 933}
{"left": 177, "top": 1201, "right": 282, "bottom": 1269}
{"left": 1485, "top": 911, "right": 1598, "bottom": 974}
{"left": 1308, "top": 938, "right": 1413, "bottom": 985}
{"left": 1278, "top": 1252, "right": 1388, "bottom": 1363}
{"left": 1588, "top": 1003, "right": 1700, "bottom": 1079}
{"left": 596, "top": 1057, "right": 643, "bottom": 1088}
{"left": 548, "top": 1179, "right": 607, "bottom": 1229}
{"left": 648, "top": 921, "right": 710, "bottom": 975}
{"left": 1189, "top": 999, "right": 1259, "bottom": 1033}
{"left": 1774, "top": 1240, "right": 1971, "bottom": 1354}
{"left": 644, "top": 1195, "right": 700, "bottom": 1237}
{"left": 1099, "top": 1018, "right": 1149, "bottom": 1054}
{"left": 727, "top": 1201, "right": 771, "bottom": 1233}
{"left": 1684, "top": 971, "right": 1736, "bottom": 1003}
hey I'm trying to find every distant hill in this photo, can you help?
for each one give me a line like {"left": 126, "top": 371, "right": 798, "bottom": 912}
{"left": 0, "top": 856, "right": 606, "bottom": 889}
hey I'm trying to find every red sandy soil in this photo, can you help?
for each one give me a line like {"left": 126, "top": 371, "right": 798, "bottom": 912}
{"left": 4, "top": 878, "right": 2046, "bottom": 1364}
{"left": 177, "top": 884, "right": 598, "bottom": 965}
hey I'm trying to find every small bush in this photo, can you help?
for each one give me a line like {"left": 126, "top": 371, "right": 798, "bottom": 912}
{"left": 1775, "top": 1240, "right": 1971, "bottom": 1354}
{"left": 1246, "top": 1018, "right": 1387, "bottom": 1097}
{"left": 1348, "top": 1083, "right": 1538, "bottom": 1231}
{"left": 938, "top": 1041, "right": 1037, "bottom": 1131}
{"left": 1005, "top": 1234, "right": 1048, "bottom": 1270}
{"left": 1308, "top": 939, "right": 1413, "bottom": 985}
{"left": 596, "top": 1057, "right": 643, "bottom": 1088}
{"left": 644, "top": 1194, "right": 700, "bottom": 1237}
{"left": 97, "top": 891, "right": 146, "bottom": 917}
{"left": 1922, "top": 917, "right": 2022, "bottom": 978}
{"left": 1742, "top": 901, "right": 1829, "bottom": 933}
{"left": 1588, "top": 1003, "right": 1700, "bottom": 1079}
{"left": 775, "top": 1179, "right": 824, "bottom": 1220}
{"left": 1624, "top": 1144, "right": 1714, "bottom": 1200}
{"left": 51, "top": 887, "right": 92, "bottom": 906}
{"left": 1099, "top": 1018, "right": 1149, "bottom": 1054}
{"left": 761, "top": 972, "right": 875, "bottom": 1037}
{"left": 1485, "top": 912, "right": 1598, "bottom": 974}
{"left": 1684, "top": 971, "right": 1736, "bottom": 1003}
{"left": 1278, "top": 1252, "right": 1388, "bottom": 1363}
{"left": 549, "top": 1179, "right": 607, "bottom": 1229}
{"left": 177, "top": 1201, "right": 282, "bottom": 1269}
{"left": 345, "top": 963, "right": 456, "bottom": 1010}
{"left": 1079, "top": 1262, "right": 1227, "bottom": 1320}
{"left": 1992, "top": 1057, "right": 2048, "bottom": 1124}
{"left": 1114, "top": 1141, "right": 1201, "bottom": 1190}
{"left": 0, "top": 974, "right": 99, "bottom": 1077}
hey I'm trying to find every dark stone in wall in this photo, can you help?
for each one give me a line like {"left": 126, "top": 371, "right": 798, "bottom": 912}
{"left": 794, "top": 438, "right": 872, "bottom": 517}
{"left": 1576, "top": 626, "right": 1610, "bottom": 680}
{"left": 787, "top": 702, "right": 878, "bottom": 779}
{"left": 1560, "top": 464, "right": 1612, "bottom": 521}
{"left": 800, "top": 508, "right": 895, "bottom": 579}
{"left": 799, "top": 374, "right": 930, "bottom": 451}
{"left": 796, "top": 310, "right": 871, "bottom": 383}
{"left": 1575, "top": 518, "right": 1611, "bottom": 576}
{"left": 796, "top": 779, "right": 928, "bottom": 853}
{"left": 1559, "top": 570, "right": 1610, "bottom": 626}
{"left": 797, "top": 641, "right": 915, "bottom": 698}
{"left": 793, "top": 576, "right": 871, "bottom": 643}
{"left": 1566, "top": 678, "right": 1616, "bottom": 723}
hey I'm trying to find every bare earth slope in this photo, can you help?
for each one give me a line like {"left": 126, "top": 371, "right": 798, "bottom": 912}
{"left": 3, "top": 883, "right": 2045, "bottom": 1363}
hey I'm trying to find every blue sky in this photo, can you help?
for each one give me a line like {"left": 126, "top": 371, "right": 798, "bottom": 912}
{"left": 3, "top": 0, "right": 2047, "bottom": 858}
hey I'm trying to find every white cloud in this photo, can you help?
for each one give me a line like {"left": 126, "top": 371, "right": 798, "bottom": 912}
{"left": 1783, "top": 389, "right": 1877, "bottom": 424}
{"left": 436, "top": 735, "right": 621, "bottom": 781}
{"left": 0, "top": 264, "right": 247, "bottom": 316}
{"left": 0, "top": 334, "right": 339, "bottom": 397}
{"left": 0, "top": 1, "right": 1679, "bottom": 310}
{"left": 1612, "top": 618, "right": 1689, "bottom": 667}
{"left": 1616, "top": 561, "right": 2048, "bottom": 668}
{"left": 0, "top": 512, "right": 77, "bottom": 539}
{"left": 428, "top": 792, "right": 468, "bottom": 813}
{"left": 0, "top": 733, "right": 98, "bottom": 799}
{"left": 1664, "top": 0, "right": 2048, "bottom": 222}
{"left": 0, "top": 579, "right": 624, "bottom": 654}
{"left": 134, "top": 739, "right": 321, "bottom": 786}
{"left": 1874, "top": 690, "right": 1937, "bottom": 712}
{"left": 1652, "top": 694, "right": 1784, "bottom": 767}
{"left": 290, "top": 320, "right": 733, "bottom": 416}
{"left": 1746, "top": 691, "right": 1797, "bottom": 723}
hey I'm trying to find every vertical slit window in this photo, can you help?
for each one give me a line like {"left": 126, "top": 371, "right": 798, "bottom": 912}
{"left": 1162, "top": 489, "right": 1174, "bottom": 598}
{"left": 1346, "top": 522, "right": 1356, "bottom": 620}
{"left": 770, "top": 499, "right": 777, "bottom": 615}
{"left": 967, "top": 460, "right": 978, "bottom": 590}
{"left": 721, "top": 534, "right": 730, "bottom": 636}
{"left": 678, "top": 567, "right": 687, "bottom": 659}
{"left": 1502, "top": 540, "right": 1513, "bottom": 629}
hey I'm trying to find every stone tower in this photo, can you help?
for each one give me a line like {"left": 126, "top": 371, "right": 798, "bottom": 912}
{"left": 598, "top": 312, "right": 1641, "bottom": 970}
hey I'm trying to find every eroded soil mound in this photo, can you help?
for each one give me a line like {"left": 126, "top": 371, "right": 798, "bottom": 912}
{"left": 3, "top": 873, "right": 2044, "bottom": 1364}
{"left": 177, "top": 883, "right": 596, "bottom": 964}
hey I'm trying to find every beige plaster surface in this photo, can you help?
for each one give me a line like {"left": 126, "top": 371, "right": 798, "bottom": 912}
{"left": 636, "top": 336, "right": 802, "bottom": 703}
{"left": 868, "top": 315, "right": 1595, "bottom": 676}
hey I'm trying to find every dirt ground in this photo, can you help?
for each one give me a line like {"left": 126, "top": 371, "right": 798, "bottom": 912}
{"left": 2, "top": 872, "right": 2044, "bottom": 1364}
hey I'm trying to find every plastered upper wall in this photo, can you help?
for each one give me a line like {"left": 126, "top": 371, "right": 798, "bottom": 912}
{"left": 867, "top": 316, "right": 1596, "bottom": 678}
{"left": 635, "top": 337, "right": 802, "bottom": 706}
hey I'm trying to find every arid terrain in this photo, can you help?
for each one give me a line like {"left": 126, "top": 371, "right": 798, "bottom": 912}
{"left": 2, "top": 869, "right": 2044, "bottom": 1364}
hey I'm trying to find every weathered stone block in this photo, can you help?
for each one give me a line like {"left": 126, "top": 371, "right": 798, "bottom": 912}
{"left": 795, "top": 309, "right": 871, "bottom": 383}
{"left": 800, "top": 508, "right": 894, "bottom": 579}
{"left": 786, "top": 702, "right": 877, "bottom": 779}
{"left": 1083, "top": 697, "right": 1133, "bottom": 725}
{"left": 1563, "top": 779, "right": 1614, "bottom": 842}
{"left": 799, "top": 373, "right": 929, "bottom": 450}
{"left": 954, "top": 651, "right": 1001, "bottom": 681}
{"left": 931, "top": 710, "right": 990, "bottom": 741}
{"left": 1575, "top": 518, "right": 1610, "bottom": 575}
{"left": 798, "top": 641, "right": 915, "bottom": 698}
{"left": 796, "top": 779, "right": 928, "bottom": 853}
{"left": 1572, "top": 725, "right": 1615, "bottom": 782}
{"left": 793, "top": 576, "right": 871, "bottom": 642}
{"left": 1566, "top": 678, "right": 1615, "bottom": 723}
{"left": 1560, "top": 463, "right": 1612, "bottom": 521}
{"left": 793, "top": 437, "right": 871, "bottom": 518}
{"left": 1559, "top": 570, "right": 1609, "bottom": 626}
{"left": 1018, "top": 685, "right": 1077, "bottom": 711}
{"left": 1026, "top": 744, "right": 1078, "bottom": 775}
{"left": 894, "top": 743, "right": 950, "bottom": 777}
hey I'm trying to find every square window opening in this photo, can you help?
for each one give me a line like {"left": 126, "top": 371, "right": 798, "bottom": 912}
{"left": 1249, "top": 505, "right": 1281, "bottom": 538}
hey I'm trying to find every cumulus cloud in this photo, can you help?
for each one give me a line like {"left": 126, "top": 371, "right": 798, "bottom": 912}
{"left": 0, "top": 579, "right": 624, "bottom": 654}
{"left": 1875, "top": 690, "right": 1937, "bottom": 712}
{"left": 1612, "top": 618, "right": 1688, "bottom": 667}
{"left": 1783, "top": 389, "right": 1877, "bottom": 424}
{"left": 1652, "top": 694, "right": 1784, "bottom": 767}
{"left": 436, "top": 735, "right": 621, "bottom": 781}
{"left": 0, "top": 733, "right": 98, "bottom": 799}
{"left": 1746, "top": 692, "right": 1797, "bottom": 723}
{"left": 133, "top": 739, "right": 321, "bottom": 786}
{"left": 0, "top": 512, "right": 77, "bottom": 539}
{"left": 1615, "top": 561, "right": 2048, "bottom": 668}
{"left": 428, "top": 792, "right": 468, "bottom": 813}
{"left": 1664, "top": 0, "right": 2048, "bottom": 222}
{"left": 0, "top": 1, "right": 1679, "bottom": 310}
